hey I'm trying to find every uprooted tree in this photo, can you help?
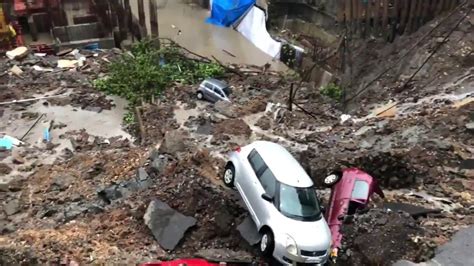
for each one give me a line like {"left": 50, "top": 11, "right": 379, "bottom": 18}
{"left": 93, "top": 39, "right": 225, "bottom": 105}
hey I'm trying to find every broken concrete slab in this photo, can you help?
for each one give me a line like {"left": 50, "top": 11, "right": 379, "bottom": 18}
{"left": 10, "top": 65, "right": 23, "bottom": 77}
{"left": 384, "top": 202, "right": 441, "bottom": 218}
{"left": 6, "top": 46, "right": 29, "bottom": 60}
{"left": 143, "top": 199, "right": 196, "bottom": 250}
{"left": 237, "top": 216, "right": 260, "bottom": 245}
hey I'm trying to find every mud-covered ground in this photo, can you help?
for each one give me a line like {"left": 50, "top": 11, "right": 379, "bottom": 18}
{"left": 0, "top": 9, "right": 473, "bottom": 264}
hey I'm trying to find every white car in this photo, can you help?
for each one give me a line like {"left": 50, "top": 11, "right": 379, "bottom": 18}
{"left": 223, "top": 141, "right": 331, "bottom": 265}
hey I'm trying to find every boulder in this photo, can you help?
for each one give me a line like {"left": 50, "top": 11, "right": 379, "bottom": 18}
{"left": 4, "top": 199, "right": 20, "bottom": 216}
{"left": 158, "top": 130, "right": 188, "bottom": 155}
{"left": 143, "top": 199, "right": 196, "bottom": 250}
{"left": 214, "top": 101, "right": 237, "bottom": 118}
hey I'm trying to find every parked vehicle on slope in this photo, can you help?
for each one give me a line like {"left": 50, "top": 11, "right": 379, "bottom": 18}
{"left": 323, "top": 168, "right": 385, "bottom": 261}
{"left": 223, "top": 141, "right": 331, "bottom": 265}
{"left": 197, "top": 78, "right": 231, "bottom": 103}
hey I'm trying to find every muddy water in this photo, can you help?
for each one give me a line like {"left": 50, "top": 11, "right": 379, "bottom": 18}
{"left": 130, "top": 0, "right": 287, "bottom": 71}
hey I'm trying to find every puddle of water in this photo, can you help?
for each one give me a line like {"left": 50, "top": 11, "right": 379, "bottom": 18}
{"left": 2, "top": 96, "right": 131, "bottom": 161}
{"left": 130, "top": 0, "right": 287, "bottom": 71}
{"left": 173, "top": 101, "right": 205, "bottom": 128}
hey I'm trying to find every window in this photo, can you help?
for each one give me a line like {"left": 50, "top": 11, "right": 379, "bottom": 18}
{"left": 213, "top": 88, "right": 225, "bottom": 97}
{"left": 248, "top": 150, "right": 265, "bottom": 174}
{"left": 278, "top": 183, "right": 321, "bottom": 221}
{"left": 351, "top": 180, "right": 369, "bottom": 200}
{"left": 204, "top": 82, "right": 213, "bottom": 89}
{"left": 259, "top": 167, "right": 276, "bottom": 197}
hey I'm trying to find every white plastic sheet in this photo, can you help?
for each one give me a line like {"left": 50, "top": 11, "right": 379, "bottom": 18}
{"left": 236, "top": 6, "right": 281, "bottom": 59}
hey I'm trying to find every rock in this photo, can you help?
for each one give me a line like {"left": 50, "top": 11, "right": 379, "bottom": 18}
{"left": 143, "top": 199, "right": 196, "bottom": 250}
{"left": 0, "top": 221, "right": 16, "bottom": 233}
{"left": 150, "top": 154, "right": 169, "bottom": 175}
{"left": 466, "top": 122, "right": 474, "bottom": 131}
{"left": 137, "top": 167, "right": 149, "bottom": 181}
{"left": 384, "top": 202, "right": 441, "bottom": 218}
{"left": 237, "top": 216, "right": 260, "bottom": 245}
{"left": 6, "top": 46, "right": 29, "bottom": 60}
{"left": 97, "top": 185, "right": 123, "bottom": 204}
{"left": 159, "top": 130, "right": 187, "bottom": 155}
{"left": 354, "top": 126, "right": 374, "bottom": 137}
{"left": 4, "top": 199, "right": 20, "bottom": 216}
{"left": 63, "top": 203, "right": 87, "bottom": 222}
{"left": 214, "top": 101, "right": 237, "bottom": 118}
{"left": 98, "top": 176, "right": 153, "bottom": 204}
{"left": 0, "top": 163, "right": 12, "bottom": 175}
{"left": 50, "top": 174, "right": 75, "bottom": 191}
{"left": 256, "top": 115, "right": 271, "bottom": 130}
{"left": 12, "top": 152, "right": 25, "bottom": 164}
{"left": 84, "top": 106, "right": 102, "bottom": 113}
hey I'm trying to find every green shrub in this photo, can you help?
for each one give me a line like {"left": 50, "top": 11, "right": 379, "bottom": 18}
{"left": 94, "top": 40, "right": 224, "bottom": 105}
{"left": 320, "top": 82, "right": 343, "bottom": 101}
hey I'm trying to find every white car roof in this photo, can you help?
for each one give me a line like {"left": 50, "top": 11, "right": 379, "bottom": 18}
{"left": 249, "top": 141, "right": 313, "bottom": 188}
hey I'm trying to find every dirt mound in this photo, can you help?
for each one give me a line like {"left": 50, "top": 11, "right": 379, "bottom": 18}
{"left": 214, "top": 118, "right": 252, "bottom": 137}
{"left": 339, "top": 209, "right": 425, "bottom": 265}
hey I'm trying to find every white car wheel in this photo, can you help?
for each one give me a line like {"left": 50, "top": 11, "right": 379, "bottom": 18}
{"left": 197, "top": 92, "right": 203, "bottom": 100}
{"left": 324, "top": 173, "right": 341, "bottom": 187}
{"left": 224, "top": 169, "right": 233, "bottom": 184}
{"left": 260, "top": 234, "right": 268, "bottom": 252}
{"left": 222, "top": 163, "right": 235, "bottom": 188}
{"left": 259, "top": 230, "right": 274, "bottom": 256}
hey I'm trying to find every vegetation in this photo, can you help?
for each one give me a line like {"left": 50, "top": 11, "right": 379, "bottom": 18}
{"left": 94, "top": 39, "right": 225, "bottom": 105}
{"left": 320, "top": 82, "right": 343, "bottom": 101}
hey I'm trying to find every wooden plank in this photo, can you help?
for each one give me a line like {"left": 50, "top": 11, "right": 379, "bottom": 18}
{"left": 373, "top": 0, "right": 381, "bottom": 35}
{"left": 352, "top": 0, "right": 358, "bottom": 33}
{"left": 399, "top": 0, "right": 409, "bottom": 34}
{"left": 449, "top": 0, "right": 457, "bottom": 10}
{"left": 421, "top": 0, "right": 431, "bottom": 24}
{"left": 361, "top": 0, "right": 368, "bottom": 37}
{"left": 414, "top": 0, "right": 424, "bottom": 30}
{"left": 437, "top": 0, "right": 445, "bottom": 15}
{"left": 149, "top": 0, "right": 158, "bottom": 38}
{"left": 406, "top": 0, "right": 417, "bottom": 33}
{"left": 382, "top": 0, "right": 389, "bottom": 31}
{"left": 345, "top": 0, "right": 352, "bottom": 24}
{"left": 428, "top": 0, "right": 437, "bottom": 20}
{"left": 366, "top": 0, "right": 374, "bottom": 35}
{"left": 337, "top": 0, "right": 346, "bottom": 23}
{"left": 138, "top": 0, "right": 145, "bottom": 28}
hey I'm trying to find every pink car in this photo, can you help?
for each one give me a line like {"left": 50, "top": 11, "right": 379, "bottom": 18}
{"left": 323, "top": 168, "right": 384, "bottom": 260}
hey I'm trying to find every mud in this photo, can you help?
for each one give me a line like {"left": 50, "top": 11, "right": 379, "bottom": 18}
{"left": 130, "top": 0, "right": 287, "bottom": 71}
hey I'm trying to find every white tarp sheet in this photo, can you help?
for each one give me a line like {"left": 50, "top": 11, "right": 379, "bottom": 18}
{"left": 236, "top": 6, "right": 281, "bottom": 59}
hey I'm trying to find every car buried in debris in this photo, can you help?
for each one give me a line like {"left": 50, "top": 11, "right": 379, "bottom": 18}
{"left": 323, "top": 168, "right": 385, "bottom": 261}
{"left": 197, "top": 78, "right": 231, "bottom": 103}
{"left": 223, "top": 141, "right": 331, "bottom": 265}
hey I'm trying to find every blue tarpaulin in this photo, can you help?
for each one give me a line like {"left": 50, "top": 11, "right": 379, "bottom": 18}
{"left": 206, "top": 0, "right": 255, "bottom": 27}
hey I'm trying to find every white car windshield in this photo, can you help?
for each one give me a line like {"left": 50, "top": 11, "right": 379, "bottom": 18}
{"left": 278, "top": 183, "right": 321, "bottom": 221}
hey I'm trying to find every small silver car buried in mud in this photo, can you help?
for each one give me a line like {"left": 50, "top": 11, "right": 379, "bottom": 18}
{"left": 223, "top": 141, "right": 331, "bottom": 265}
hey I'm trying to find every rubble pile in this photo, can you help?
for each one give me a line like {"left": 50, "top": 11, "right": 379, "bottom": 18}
{"left": 0, "top": 12, "right": 472, "bottom": 264}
